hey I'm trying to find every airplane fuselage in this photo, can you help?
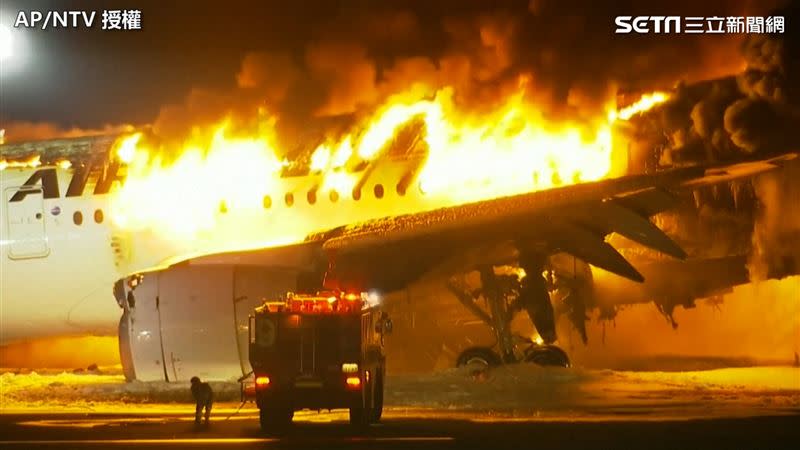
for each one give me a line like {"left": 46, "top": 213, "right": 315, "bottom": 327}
{"left": 0, "top": 152, "right": 551, "bottom": 345}
{"left": 1, "top": 166, "right": 120, "bottom": 343}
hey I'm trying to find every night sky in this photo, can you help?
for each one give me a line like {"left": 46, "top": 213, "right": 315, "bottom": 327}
{"left": 2, "top": 0, "right": 542, "bottom": 129}
{"left": 1, "top": 0, "right": 344, "bottom": 127}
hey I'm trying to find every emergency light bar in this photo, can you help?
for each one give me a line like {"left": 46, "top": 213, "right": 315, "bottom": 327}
{"left": 256, "top": 291, "right": 371, "bottom": 314}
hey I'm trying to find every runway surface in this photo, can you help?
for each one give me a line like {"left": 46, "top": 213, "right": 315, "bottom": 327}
{"left": 1, "top": 409, "right": 800, "bottom": 449}
{"left": 2, "top": 365, "right": 798, "bottom": 448}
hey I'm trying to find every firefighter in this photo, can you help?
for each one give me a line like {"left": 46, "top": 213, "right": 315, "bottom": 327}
{"left": 190, "top": 376, "right": 213, "bottom": 425}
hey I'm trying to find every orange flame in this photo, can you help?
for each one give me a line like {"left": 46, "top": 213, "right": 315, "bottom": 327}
{"left": 116, "top": 133, "right": 142, "bottom": 164}
{"left": 0, "top": 155, "right": 41, "bottom": 170}
{"left": 111, "top": 125, "right": 287, "bottom": 235}
{"left": 103, "top": 87, "right": 667, "bottom": 270}
{"left": 610, "top": 91, "right": 669, "bottom": 121}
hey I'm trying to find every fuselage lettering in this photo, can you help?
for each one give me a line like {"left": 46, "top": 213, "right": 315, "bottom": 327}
{"left": 9, "top": 162, "right": 125, "bottom": 201}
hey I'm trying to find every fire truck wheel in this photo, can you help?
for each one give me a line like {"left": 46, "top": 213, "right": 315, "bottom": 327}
{"left": 350, "top": 380, "right": 373, "bottom": 427}
{"left": 349, "top": 406, "right": 369, "bottom": 427}
{"left": 370, "top": 373, "right": 384, "bottom": 423}
{"left": 259, "top": 407, "right": 294, "bottom": 432}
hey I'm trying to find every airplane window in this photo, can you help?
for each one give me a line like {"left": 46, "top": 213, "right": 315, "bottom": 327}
{"left": 396, "top": 183, "right": 406, "bottom": 196}
{"left": 285, "top": 192, "right": 294, "bottom": 207}
{"left": 329, "top": 190, "right": 339, "bottom": 203}
{"left": 94, "top": 209, "right": 104, "bottom": 223}
{"left": 73, "top": 211, "right": 83, "bottom": 225}
{"left": 263, "top": 195, "right": 272, "bottom": 209}
{"left": 352, "top": 188, "right": 361, "bottom": 201}
{"left": 307, "top": 190, "right": 317, "bottom": 205}
{"left": 374, "top": 184, "right": 384, "bottom": 199}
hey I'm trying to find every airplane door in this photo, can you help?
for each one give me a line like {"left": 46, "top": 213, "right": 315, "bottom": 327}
{"left": 4, "top": 187, "right": 49, "bottom": 259}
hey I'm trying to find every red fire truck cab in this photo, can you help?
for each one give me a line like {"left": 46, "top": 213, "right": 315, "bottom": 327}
{"left": 248, "top": 291, "right": 391, "bottom": 430}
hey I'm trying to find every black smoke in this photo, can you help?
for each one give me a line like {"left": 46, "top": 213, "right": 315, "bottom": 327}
{"left": 137, "top": 0, "right": 790, "bottom": 158}
{"left": 635, "top": 1, "right": 800, "bottom": 165}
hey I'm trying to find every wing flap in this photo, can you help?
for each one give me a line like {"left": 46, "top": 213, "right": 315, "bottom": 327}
{"left": 610, "top": 187, "right": 677, "bottom": 217}
{"left": 586, "top": 200, "right": 687, "bottom": 259}
{"left": 680, "top": 154, "right": 797, "bottom": 188}
{"left": 550, "top": 221, "right": 645, "bottom": 282}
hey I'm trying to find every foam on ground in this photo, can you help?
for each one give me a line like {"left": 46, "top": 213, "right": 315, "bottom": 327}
{"left": 1, "top": 365, "right": 798, "bottom": 419}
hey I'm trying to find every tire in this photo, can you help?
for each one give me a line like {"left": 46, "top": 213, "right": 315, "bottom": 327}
{"left": 370, "top": 373, "right": 384, "bottom": 423}
{"left": 456, "top": 347, "right": 502, "bottom": 369}
{"left": 350, "top": 376, "right": 372, "bottom": 427}
{"left": 524, "top": 345, "right": 570, "bottom": 368}
{"left": 259, "top": 406, "right": 293, "bottom": 432}
{"left": 349, "top": 406, "right": 367, "bottom": 427}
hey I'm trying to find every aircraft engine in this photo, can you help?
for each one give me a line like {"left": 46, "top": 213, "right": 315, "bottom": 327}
{"left": 117, "top": 264, "right": 297, "bottom": 382}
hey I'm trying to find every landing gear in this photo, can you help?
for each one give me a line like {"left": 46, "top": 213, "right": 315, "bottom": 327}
{"left": 523, "top": 344, "right": 570, "bottom": 368}
{"left": 456, "top": 342, "right": 570, "bottom": 369}
{"left": 448, "top": 249, "right": 575, "bottom": 369}
{"left": 456, "top": 347, "right": 502, "bottom": 369}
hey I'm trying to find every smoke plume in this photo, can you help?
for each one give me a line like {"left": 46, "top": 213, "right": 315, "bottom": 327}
{"left": 565, "top": 276, "right": 800, "bottom": 369}
{"left": 640, "top": 1, "right": 800, "bottom": 165}
{"left": 137, "top": 0, "right": 790, "bottom": 159}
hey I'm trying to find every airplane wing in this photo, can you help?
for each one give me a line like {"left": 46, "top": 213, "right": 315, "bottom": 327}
{"left": 307, "top": 154, "right": 796, "bottom": 292}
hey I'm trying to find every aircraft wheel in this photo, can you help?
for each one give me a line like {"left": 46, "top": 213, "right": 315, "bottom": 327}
{"left": 524, "top": 345, "right": 570, "bottom": 368}
{"left": 456, "top": 347, "right": 502, "bottom": 369}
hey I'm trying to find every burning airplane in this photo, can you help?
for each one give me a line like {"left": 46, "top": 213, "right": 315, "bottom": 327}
{"left": 1, "top": 0, "right": 798, "bottom": 380}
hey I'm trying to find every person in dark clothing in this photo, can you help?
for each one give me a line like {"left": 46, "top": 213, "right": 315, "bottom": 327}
{"left": 190, "top": 376, "right": 213, "bottom": 424}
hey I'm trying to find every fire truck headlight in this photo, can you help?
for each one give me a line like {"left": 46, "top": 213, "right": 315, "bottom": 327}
{"left": 345, "top": 376, "right": 361, "bottom": 389}
{"left": 341, "top": 363, "right": 359, "bottom": 373}
{"left": 255, "top": 376, "right": 271, "bottom": 388}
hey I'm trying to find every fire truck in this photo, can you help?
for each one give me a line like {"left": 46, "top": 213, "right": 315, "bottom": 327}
{"left": 248, "top": 291, "right": 391, "bottom": 430}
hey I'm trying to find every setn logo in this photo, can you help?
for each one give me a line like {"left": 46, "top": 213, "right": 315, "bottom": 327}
{"left": 615, "top": 16, "right": 681, "bottom": 34}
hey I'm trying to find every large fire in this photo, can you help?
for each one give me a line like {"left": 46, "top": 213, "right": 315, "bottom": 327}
{"left": 609, "top": 91, "right": 669, "bottom": 121}
{"left": 102, "top": 85, "right": 667, "bottom": 271}
{"left": 111, "top": 127, "right": 287, "bottom": 236}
